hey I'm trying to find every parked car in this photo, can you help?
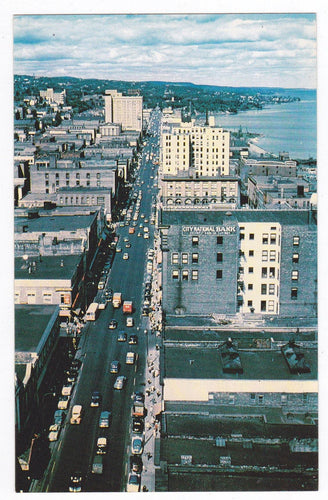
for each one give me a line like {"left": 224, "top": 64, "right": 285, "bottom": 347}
{"left": 132, "top": 418, "right": 144, "bottom": 434}
{"left": 114, "top": 375, "right": 126, "bottom": 390}
{"left": 58, "top": 395, "right": 70, "bottom": 410}
{"left": 126, "top": 473, "right": 141, "bottom": 492}
{"left": 61, "top": 383, "right": 74, "bottom": 396}
{"left": 54, "top": 409, "right": 66, "bottom": 425}
{"left": 129, "top": 455, "right": 142, "bottom": 474}
{"left": 66, "top": 370, "right": 78, "bottom": 383}
{"left": 123, "top": 253, "right": 129, "bottom": 260}
{"left": 131, "top": 436, "right": 143, "bottom": 455}
{"left": 48, "top": 424, "right": 60, "bottom": 442}
{"left": 99, "top": 411, "right": 111, "bottom": 428}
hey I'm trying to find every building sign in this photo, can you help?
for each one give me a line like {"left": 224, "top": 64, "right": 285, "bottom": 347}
{"left": 182, "top": 225, "right": 236, "bottom": 235}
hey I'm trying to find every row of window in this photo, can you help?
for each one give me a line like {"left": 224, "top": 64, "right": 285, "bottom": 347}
{"left": 45, "top": 180, "right": 102, "bottom": 188}
{"left": 45, "top": 172, "right": 102, "bottom": 179}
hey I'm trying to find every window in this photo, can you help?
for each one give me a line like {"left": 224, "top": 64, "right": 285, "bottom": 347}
{"left": 76, "top": 172, "right": 80, "bottom": 179}
{"left": 281, "top": 394, "right": 288, "bottom": 405}
{"left": 268, "top": 300, "right": 275, "bottom": 312}
{"left": 182, "top": 253, "right": 188, "bottom": 264}
{"left": 182, "top": 270, "right": 189, "bottom": 281}
{"left": 292, "top": 270, "right": 299, "bottom": 281}
{"left": 293, "top": 236, "right": 300, "bottom": 246}
{"left": 262, "top": 250, "right": 268, "bottom": 262}
{"left": 217, "top": 236, "right": 223, "bottom": 245}
{"left": 228, "top": 395, "right": 235, "bottom": 405}
{"left": 261, "top": 300, "right": 266, "bottom": 312}
{"left": 172, "top": 270, "right": 179, "bottom": 280}
{"left": 247, "top": 300, "right": 253, "bottom": 307}
{"left": 262, "top": 233, "right": 269, "bottom": 244}
{"left": 192, "top": 270, "right": 198, "bottom": 280}
{"left": 239, "top": 233, "right": 245, "bottom": 240}
{"left": 292, "top": 253, "right": 299, "bottom": 263}
{"left": 239, "top": 266, "right": 244, "bottom": 275}
{"left": 248, "top": 284, "right": 253, "bottom": 290}
{"left": 258, "top": 395, "right": 264, "bottom": 405}
{"left": 66, "top": 180, "right": 69, "bottom": 186}
{"left": 192, "top": 236, "right": 199, "bottom": 247}
{"left": 262, "top": 267, "right": 267, "bottom": 278}
{"left": 249, "top": 250, "right": 254, "bottom": 257}
{"left": 192, "top": 253, "right": 199, "bottom": 263}
{"left": 43, "top": 292, "right": 52, "bottom": 304}
{"left": 45, "top": 180, "right": 49, "bottom": 186}
{"left": 96, "top": 173, "right": 100, "bottom": 179}
{"left": 269, "top": 250, "right": 276, "bottom": 261}
{"left": 249, "top": 233, "right": 254, "bottom": 240}
{"left": 216, "top": 269, "right": 223, "bottom": 279}
{"left": 171, "top": 253, "right": 179, "bottom": 264}
{"left": 269, "top": 284, "right": 275, "bottom": 295}
{"left": 86, "top": 173, "right": 90, "bottom": 179}
{"left": 261, "top": 284, "right": 267, "bottom": 295}
{"left": 66, "top": 173, "right": 70, "bottom": 179}
{"left": 270, "top": 233, "right": 277, "bottom": 244}
{"left": 217, "top": 252, "right": 223, "bottom": 262}
{"left": 269, "top": 267, "right": 275, "bottom": 278}
{"left": 248, "top": 267, "right": 254, "bottom": 274}
{"left": 291, "top": 288, "right": 298, "bottom": 299}
{"left": 250, "top": 393, "right": 256, "bottom": 404}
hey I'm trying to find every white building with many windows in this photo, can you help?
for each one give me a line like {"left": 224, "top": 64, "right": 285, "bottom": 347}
{"left": 160, "top": 122, "right": 230, "bottom": 177}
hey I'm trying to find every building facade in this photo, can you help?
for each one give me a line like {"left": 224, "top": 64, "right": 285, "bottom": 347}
{"left": 103, "top": 89, "right": 143, "bottom": 131}
{"left": 161, "top": 123, "right": 230, "bottom": 177}
{"left": 159, "top": 209, "right": 317, "bottom": 318}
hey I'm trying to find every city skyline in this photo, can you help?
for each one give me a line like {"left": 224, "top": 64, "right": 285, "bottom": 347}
{"left": 13, "top": 13, "right": 316, "bottom": 89}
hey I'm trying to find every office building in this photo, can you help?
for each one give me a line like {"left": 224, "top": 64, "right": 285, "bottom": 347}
{"left": 103, "top": 89, "right": 143, "bottom": 131}
{"left": 159, "top": 208, "right": 317, "bottom": 319}
{"left": 161, "top": 122, "right": 230, "bottom": 177}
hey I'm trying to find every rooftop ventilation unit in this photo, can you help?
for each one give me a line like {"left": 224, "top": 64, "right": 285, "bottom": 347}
{"left": 281, "top": 340, "right": 310, "bottom": 374}
{"left": 219, "top": 339, "right": 243, "bottom": 374}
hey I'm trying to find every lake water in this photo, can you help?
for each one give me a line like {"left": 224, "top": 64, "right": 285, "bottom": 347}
{"left": 213, "top": 89, "right": 316, "bottom": 160}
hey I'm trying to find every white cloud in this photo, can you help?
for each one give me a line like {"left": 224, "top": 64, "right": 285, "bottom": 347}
{"left": 13, "top": 14, "right": 317, "bottom": 88}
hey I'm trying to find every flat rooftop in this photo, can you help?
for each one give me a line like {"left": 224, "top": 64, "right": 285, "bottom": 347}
{"left": 14, "top": 213, "right": 96, "bottom": 233}
{"left": 164, "top": 345, "right": 317, "bottom": 381}
{"left": 15, "top": 304, "right": 58, "bottom": 352}
{"left": 160, "top": 209, "right": 317, "bottom": 227}
{"left": 15, "top": 254, "right": 82, "bottom": 280}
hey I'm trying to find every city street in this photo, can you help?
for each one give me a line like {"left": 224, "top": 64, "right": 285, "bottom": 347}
{"left": 37, "top": 110, "right": 162, "bottom": 492}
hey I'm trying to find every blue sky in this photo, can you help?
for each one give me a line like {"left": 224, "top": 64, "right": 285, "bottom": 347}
{"left": 13, "top": 13, "right": 316, "bottom": 89}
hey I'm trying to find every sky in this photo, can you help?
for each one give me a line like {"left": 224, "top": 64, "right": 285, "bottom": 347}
{"left": 13, "top": 12, "right": 317, "bottom": 89}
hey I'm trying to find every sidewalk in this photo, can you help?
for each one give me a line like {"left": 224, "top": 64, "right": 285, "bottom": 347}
{"left": 139, "top": 225, "right": 163, "bottom": 492}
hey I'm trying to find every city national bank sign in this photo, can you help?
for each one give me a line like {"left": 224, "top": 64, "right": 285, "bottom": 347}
{"left": 182, "top": 225, "right": 236, "bottom": 235}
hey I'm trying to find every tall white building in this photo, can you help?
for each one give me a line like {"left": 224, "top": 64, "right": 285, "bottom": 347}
{"left": 103, "top": 90, "right": 143, "bottom": 132}
{"left": 39, "top": 88, "right": 66, "bottom": 105}
{"left": 161, "top": 122, "right": 230, "bottom": 177}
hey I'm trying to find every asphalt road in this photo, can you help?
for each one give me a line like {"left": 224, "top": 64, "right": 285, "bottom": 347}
{"left": 43, "top": 110, "right": 161, "bottom": 492}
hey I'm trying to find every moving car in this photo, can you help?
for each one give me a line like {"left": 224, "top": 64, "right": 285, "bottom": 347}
{"left": 128, "top": 334, "right": 138, "bottom": 345}
{"left": 70, "top": 405, "right": 83, "bottom": 425}
{"left": 126, "top": 317, "right": 134, "bottom": 327}
{"left": 118, "top": 331, "right": 127, "bottom": 342}
{"left": 96, "top": 437, "right": 107, "bottom": 455}
{"left": 92, "top": 455, "right": 103, "bottom": 474}
{"left": 114, "top": 375, "right": 126, "bottom": 390}
{"left": 108, "top": 319, "right": 118, "bottom": 330}
{"left": 99, "top": 411, "right": 111, "bottom": 428}
{"left": 123, "top": 253, "right": 129, "bottom": 260}
{"left": 131, "top": 436, "right": 143, "bottom": 455}
{"left": 68, "top": 472, "right": 82, "bottom": 492}
{"left": 90, "top": 391, "right": 102, "bottom": 407}
{"left": 110, "top": 360, "right": 120, "bottom": 374}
